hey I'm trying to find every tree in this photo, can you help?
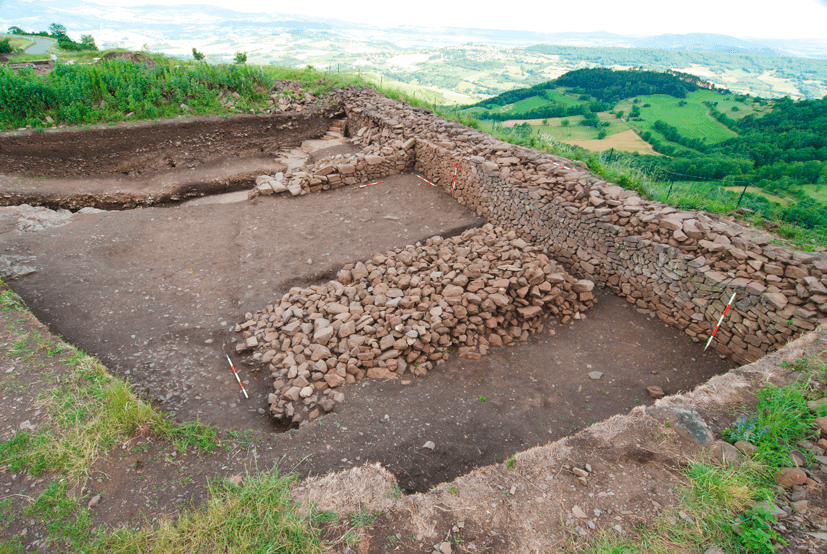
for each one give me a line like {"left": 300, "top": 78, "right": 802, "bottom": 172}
{"left": 192, "top": 47, "right": 205, "bottom": 61}
{"left": 234, "top": 51, "right": 247, "bottom": 64}
{"left": 48, "top": 23, "right": 67, "bottom": 37}
{"left": 80, "top": 35, "right": 97, "bottom": 50}
{"left": 561, "top": 119, "right": 570, "bottom": 127}
{"left": 7, "top": 26, "right": 25, "bottom": 35}
{"left": 0, "top": 38, "right": 12, "bottom": 55}
{"left": 598, "top": 130, "right": 607, "bottom": 139}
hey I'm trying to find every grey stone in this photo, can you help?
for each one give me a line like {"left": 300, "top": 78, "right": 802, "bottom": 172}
{"left": 647, "top": 406, "right": 715, "bottom": 445}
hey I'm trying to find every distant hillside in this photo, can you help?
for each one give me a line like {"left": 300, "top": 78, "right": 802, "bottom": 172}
{"left": 467, "top": 68, "right": 721, "bottom": 121}
{"left": 460, "top": 68, "right": 826, "bottom": 235}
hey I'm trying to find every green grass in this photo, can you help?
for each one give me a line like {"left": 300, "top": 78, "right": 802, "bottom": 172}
{"left": 501, "top": 95, "right": 550, "bottom": 113}
{"left": 796, "top": 184, "right": 827, "bottom": 204}
{"left": 532, "top": 114, "right": 631, "bottom": 141}
{"left": 3, "top": 53, "right": 51, "bottom": 63}
{"left": 25, "top": 480, "right": 94, "bottom": 551}
{"left": 91, "top": 471, "right": 325, "bottom": 554}
{"left": 6, "top": 37, "right": 34, "bottom": 52}
{"left": 0, "top": 329, "right": 161, "bottom": 477}
{"left": 723, "top": 186, "right": 792, "bottom": 207}
{"left": 543, "top": 88, "right": 584, "bottom": 106}
{"left": 0, "top": 50, "right": 362, "bottom": 131}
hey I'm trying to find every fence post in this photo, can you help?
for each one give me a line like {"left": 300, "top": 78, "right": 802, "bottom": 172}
{"left": 736, "top": 182, "right": 749, "bottom": 209}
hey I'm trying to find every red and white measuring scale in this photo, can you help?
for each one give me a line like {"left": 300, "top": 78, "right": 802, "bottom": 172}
{"left": 225, "top": 354, "right": 248, "bottom": 398}
{"left": 704, "top": 293, "right": 736, "bottom": 351}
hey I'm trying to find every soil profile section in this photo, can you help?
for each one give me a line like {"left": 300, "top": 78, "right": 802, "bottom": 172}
{"left": 0, "top": 112, "right": 334, "bottom": 178}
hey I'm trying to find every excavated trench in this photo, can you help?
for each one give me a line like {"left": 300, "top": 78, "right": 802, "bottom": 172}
{"left": 0, "top": 113, "right": 734, "bottom": 492}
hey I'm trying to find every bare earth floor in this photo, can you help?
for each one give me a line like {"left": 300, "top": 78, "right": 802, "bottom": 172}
{"left": 0, "top": 173, "right": 484, "bottom": 432}
{"left": 0, "top": 169, "right": 733, "bottom": 507}
{"left": 80, "top": 286, "right": 732, "bottom": 538}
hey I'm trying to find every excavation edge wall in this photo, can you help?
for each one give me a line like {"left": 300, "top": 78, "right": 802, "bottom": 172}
{"left": 339, "top": 87, "right": 827, "bottom": 365}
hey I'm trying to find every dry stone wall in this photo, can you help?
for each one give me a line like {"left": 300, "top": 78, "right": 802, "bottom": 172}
{"left": 301, "top": 138, "right": 415, "bottom": 194}
{"left": 339, "top": 87, "right": 827, "bottom": 367}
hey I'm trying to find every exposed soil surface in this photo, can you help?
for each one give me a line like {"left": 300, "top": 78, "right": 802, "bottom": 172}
{"left": 65, "top": 288, "right": 733, "bottom": 540}
{"left": 0, "top": 156, "right": 286, "bottom": 210}
{"left": 0, "top": 173, "right": 485, "bottom": 434}
{"left": 0, "top": 112, "right": 334, "bottom": 179}
{"left": 0, "top": 109, "right": 762, "bottom": 553}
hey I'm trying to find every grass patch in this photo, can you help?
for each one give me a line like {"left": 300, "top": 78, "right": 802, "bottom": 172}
{"left": 0, "top": 342, "right": 160, "bottom": 477}
{"left": 93, "top": 470, "right": 324, "bottom": 554}
{"left": 0, "top": 51, "right": 361, "bottom": 130}
{"left": 723, "top": 185, "right": 792, "bottom": 207}
{"left": 6, "top": 37, "right": 35, "bottom": 52}
{"left": 0, "top": 282, "right": 216, "bottom": 479}
{"left": 25, "top": 480, "right": 93, "bottom": 551}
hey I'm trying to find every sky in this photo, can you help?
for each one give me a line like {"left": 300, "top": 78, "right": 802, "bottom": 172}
{"left": 70, "top": 0, "right": 827, "bottom": 38}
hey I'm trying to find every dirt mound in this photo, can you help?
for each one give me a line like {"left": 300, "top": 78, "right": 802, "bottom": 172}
{"left": 101, "top": 51, "right": 158, "bottom": 69}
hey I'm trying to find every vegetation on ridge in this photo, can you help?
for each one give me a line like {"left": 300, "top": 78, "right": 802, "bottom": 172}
{"left": 0, "top": 54, "right": 358, "bottom": 131}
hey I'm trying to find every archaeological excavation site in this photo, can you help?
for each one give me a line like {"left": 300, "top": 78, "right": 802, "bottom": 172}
{"left": 1, "top": 81, "right": 826, "bottom": 553}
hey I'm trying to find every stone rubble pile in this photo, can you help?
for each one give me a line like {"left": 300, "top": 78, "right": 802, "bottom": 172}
{"left": 236, "top": 224, "right": 595, "bottom": 423}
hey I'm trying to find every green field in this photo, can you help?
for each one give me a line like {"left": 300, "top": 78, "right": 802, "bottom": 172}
{"left": 795, "top": 184, "right": 827, "bottom": 204}
{"left": 723, "top": 185, "right": 793, "bottom": 206}
{"left": 542, "top": 88, "right": 584, "bottom": 106}
{"left": 615, "top": 91, "right": 740, "bottom": 144}
{"left": 534, "top": 114, "right": 628, "bottom": 140}
{"left": 6, "top": 37, "right": 35, "bottom": 51}
{"left": 504, "top": 95, "right": 550, "bottom": 113}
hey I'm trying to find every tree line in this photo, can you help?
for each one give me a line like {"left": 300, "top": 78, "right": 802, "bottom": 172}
{"left": 553, "top": 67, "right": 701, "bottom": 102}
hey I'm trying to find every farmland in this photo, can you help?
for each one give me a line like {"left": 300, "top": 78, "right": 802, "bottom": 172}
{"left": 458, "top": 68, "right": 827, "bottom": 244}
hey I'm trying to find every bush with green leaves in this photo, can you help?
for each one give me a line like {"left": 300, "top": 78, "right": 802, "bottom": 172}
{"left": 736, "top": 506, "right": 787, "bottom": 553}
